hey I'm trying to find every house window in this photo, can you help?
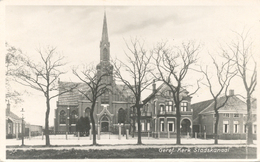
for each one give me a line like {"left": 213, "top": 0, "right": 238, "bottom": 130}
{"left": 244, "top": 124, "right": 247, "bottom": 133}
{"left": 70, "top": 110, "right": 78, "bottom": 124}
{"left": 168, "top": 122, "right": 174, "bottom": 132}
{"left": 154, "top": 101, "right": 156, "bottom": 114}
{"left": 8, "top": 123, "right": 11, "bottom": 134}
{"left": 165, "top": 90, "right": 172, "bottom": 97}
{"left": 223, "top": 113, "right": 229, "bottom": 117}
{"left": 253, "top": 124, "right": 257, "bottom": 134}
{"left": 160, "top": 121, "right": 164, "bottom": 132}
{"left": 160, "top": 105, "right": 164, "bottom": 113}
{"left": 233, "top": 121, "right": 239, "bottom": 133}
{"left": 141, "top": 122, "right": 145, "bottom": 131}
{"left": 203, "top": 125, "right": 206, "bottom": 131}
{"left": 165, "top": 101, "right": 173, "bottom": 112}
{"left": 181, "top": 102, "right": 188, "bottom": 111}
{"left": 60, "top": 110, "right": 66, "bottom": 124}
{"left": 234, "top": 114, "right": 239, "bottom": 118}
{"left": 147, "top": 122, "right": 150, "bottom": 131}
{"left": 223, "top": 121, "right": 229, "bottom": 133}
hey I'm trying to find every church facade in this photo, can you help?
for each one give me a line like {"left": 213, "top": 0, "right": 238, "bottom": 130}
{"left": 54, "top": 13, "right": 134, "bottom": 133}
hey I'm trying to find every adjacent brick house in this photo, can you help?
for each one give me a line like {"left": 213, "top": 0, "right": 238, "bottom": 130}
{"left": 141, "top": 81, "right": 192, "bottom": 138}
{"left": 54, "top": 13, "right": 134, "bottom": 133}
{"left": 192, "top": 90, "right": 257, "bottom": 139}
{"left": 6, "top": 102, "right": 23, "bottom": 139}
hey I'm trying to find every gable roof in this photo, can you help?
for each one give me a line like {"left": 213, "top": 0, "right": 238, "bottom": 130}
{"left": 57, "top": 81, "right": 134, "bottom": 106}
{"left": 142, "top": 83, "right": 165, "bottom": 104}
{"left": 6, "top": 110, "right": 21, "bottom": 121}
{"left": 191, "top": 98, "right": 214, "bottom": 124}
{"left": 58, "top": 81, "right": 85, "bottom": 106}
{"left": 142, "top": 82, "right": 189, "bottom": 104}
{"left": 199, "top": 95, "right": 247, "bottom": 114}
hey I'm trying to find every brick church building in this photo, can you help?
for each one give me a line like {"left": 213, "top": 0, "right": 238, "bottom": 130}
{"left": 54, "top": 13, "right": 134, "bottom": 133}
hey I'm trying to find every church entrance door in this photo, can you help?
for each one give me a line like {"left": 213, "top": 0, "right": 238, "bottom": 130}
{"left": 101, "top": 122, "right": 109, "bottom": 132}
{"left": 100, "top": 115, "right": 110, "bottom": 132}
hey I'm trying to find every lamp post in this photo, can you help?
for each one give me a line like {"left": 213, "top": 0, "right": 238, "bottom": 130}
{"left": 20, "top": 108, "right": 25, "bottom": 146}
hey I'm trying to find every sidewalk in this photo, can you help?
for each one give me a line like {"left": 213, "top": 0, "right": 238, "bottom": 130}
{"left": 6, "top": 134, "right": 257, "bottom": 150}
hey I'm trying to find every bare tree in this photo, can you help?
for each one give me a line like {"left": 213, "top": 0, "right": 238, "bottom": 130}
{"left": 14, "top": 46, "right": 77, "bottom": 146}
{"left": 153, "top": 41, "right": 200, "bottom": 145}
{"left": 200, "top": 55, "right": 237, "bottom": 144}
{"left": 223, "top": 31, "right": 257, "bottom": 144}
{"left": 72, "top": 64, "right": 112, "bottom": 145}
{"left": 113, "top": 38, "right": 154, "bottom": 145}
{"left": 5, "top": 43, "right": 26, "bottom": 104}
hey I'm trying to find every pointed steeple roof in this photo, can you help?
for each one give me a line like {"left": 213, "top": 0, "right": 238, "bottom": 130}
{"left": 101, "top": 12, "right": 109, "bottom": 42}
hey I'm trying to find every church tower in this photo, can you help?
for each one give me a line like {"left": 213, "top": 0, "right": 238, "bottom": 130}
{"left": 96, "top": 12, "right": 113, "bottom": 89}
{"left": 100, "top": 12, "right": 110, "bottom": 62}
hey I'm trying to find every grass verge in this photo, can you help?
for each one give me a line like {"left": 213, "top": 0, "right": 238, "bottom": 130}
{"left": 6, "top": 147, "right": 256, "bottom": 159}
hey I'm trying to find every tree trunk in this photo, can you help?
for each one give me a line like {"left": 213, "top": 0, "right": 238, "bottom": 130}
{"left": 132, "top": 107, "right": 135, "bottom": 138}
{"left": 246, "top": 95, "right": 253, "bottom": 144}
{"left": 176, "top": 103, "right": 181, "bottom": 145}
{"left": 214, "top": 111, "right": 219, "bottom": 144}
{"left": 45, "top": 98, "right": 50, "bottom": 146}
{"left": 90, "top": 107, "right": 97, "bottom": 145}
{"left": 137, "top": 105, "right": 142, "bottom": 145}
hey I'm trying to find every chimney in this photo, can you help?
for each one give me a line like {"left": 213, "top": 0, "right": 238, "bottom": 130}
{"left": 6, "top": 100, "right": 10, "bottom": 114}
{"left": 229, "top": 89, "right": 234, "bottom": 96}
{"left": 152, "top": 80, "right": 156, "bottom": 93}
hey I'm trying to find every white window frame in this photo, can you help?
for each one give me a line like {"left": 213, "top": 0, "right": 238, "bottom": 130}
{"left": 223, "top": 113, "right": 230, "bottom": 118}
{"left": 147, "top": 122, "right": 150, "bottom": 131}
{"left": 141, "top": 122, "right": 145, "bottom": 131}
{"left": 160, "top": 121, "right": 164, "bottom": 132}
{"left": 223, "top": 120, "right": 229, "bottom": 133}
{"left": 181, "top": 102, "right": 188, "bottom": 112}
{"left": 168, "top": 121, "right": 174, "bottom": 132}
{"left": 233, "top": 121, "right": 239, "bottom": 133}
{"left": 135, "top": 123, "right": 138, "bottom": 131}
{"left": 159, "top": 104, "right": 164, "bottom": 114}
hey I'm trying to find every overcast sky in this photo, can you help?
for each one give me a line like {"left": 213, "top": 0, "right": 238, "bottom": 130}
{"left": 4, "top": 4, "right": 260, "bottom": 127}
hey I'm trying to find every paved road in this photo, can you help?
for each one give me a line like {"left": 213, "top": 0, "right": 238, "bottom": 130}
{"left": 6, "top": 134, "right": 257, "bottom": 150}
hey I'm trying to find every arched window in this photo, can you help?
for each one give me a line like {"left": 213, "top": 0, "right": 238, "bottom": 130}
{"left": 60, "top": 110, "right": 66, "bottom": 124}
{"left": 70, "top": 110, "right": 78, "bottom": 124}
{"left": 160, "top": 105, "right": 165, "bottom": 113}
{"left": 101, "top": 91, "right": 109, "bottom": 104}
{"left": 85, "top": 107, "right": 91, "bottom": 117}
{"left": 118, "top": 108, "right": 126, "bottom": 124}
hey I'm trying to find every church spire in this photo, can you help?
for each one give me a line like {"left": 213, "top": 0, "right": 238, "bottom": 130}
{"left": 100, "top": 11, "right": 110, "bottom": 62}
{"left": 101, "top": 11, "right": 109, "bottom": 42}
